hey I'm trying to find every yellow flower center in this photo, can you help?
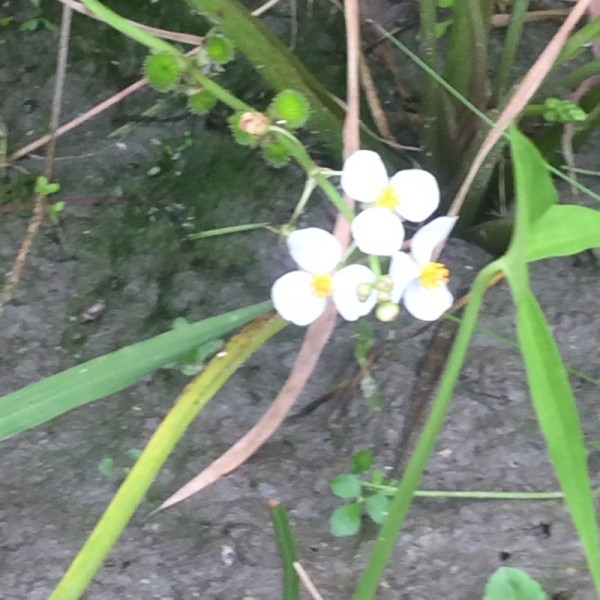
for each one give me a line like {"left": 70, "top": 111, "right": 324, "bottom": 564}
{"left": 375, "top": 185, "right": 400, "bottom": 210}
{"left": 419, "top": 262, "right": 450, "bottom": 289}
{"left": 311, "top": 273, "right": 333, "bottom": 298}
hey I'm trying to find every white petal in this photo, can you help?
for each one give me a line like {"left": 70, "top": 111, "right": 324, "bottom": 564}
{"left": 388, "top": 251, "right": 420, "bottom": 303}
{"left": 351, "top": 208, "right": 405, "bottom": 256}
{"left": 402, "top": 280, "right": 453, "bottom": 321}
{"left": 332, "top": 265, "right": 377, "bottom": 321}
{"left": 340, "top": 150, "right": 389, "bottom": 204}
{"left": 271, "top": 271, "right": 327, "bottom": 326}
{"left": 287, "top": 228, "right": 342, "bottom": 273}
{"left": 410, "top": 216, "right": 458, "bottom": 265}
{"left": 389, "top": 169, "right": 440, "bottom": 222}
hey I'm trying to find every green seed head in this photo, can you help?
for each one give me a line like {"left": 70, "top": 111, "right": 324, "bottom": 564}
{"left": 187, "top": 90, "right": 218, "bottom": 114}
{"left": 270, "top": 89, "right": 310, "bottom": 129}
{"left": 205, "top": 34, "right": 235, "bottom": 65}
{"left": 144, "top": 52, "right": 181, "bottom": 92}
{"left": 229, "top": 112, "right": 261, "bottom": 147}
{"left": 262, "top": 137, "right": 291, "bottom": 168}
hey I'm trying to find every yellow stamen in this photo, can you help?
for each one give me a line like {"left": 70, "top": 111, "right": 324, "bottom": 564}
{"left": 375, "top": 185, "right": 400, "bottom": 210}
{"left": 311, "top": 273, "right": 333, "bottom": 298}
{"left": 419, "top": 262, "right": 450, "bottom": 289}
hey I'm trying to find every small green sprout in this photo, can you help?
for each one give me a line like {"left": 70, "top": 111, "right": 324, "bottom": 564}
{"left": 48, "top": 201, "right": 65, "bottom": 222}
{"left": 329, "top": 449, "right": 391, "bottom": 537}
{"left": 35, "top": 175, "right": 60, "bottom": 196}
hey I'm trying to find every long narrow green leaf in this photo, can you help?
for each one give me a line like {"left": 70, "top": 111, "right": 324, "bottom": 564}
{"left": 556, "top": 15, "right": 600, "bottom": 67}
{"left": 505, "top": 126, "right": 600, "bottom": 594}
{"left": 510, "top": 128, "right": 557, "bottom": 230}
{"left": 508, "top": 282, "right": 600, "bottom": 593}
{"left": 0, "top": 301, "right": 271, "bottom": 440}
{"left": 49, "top": 312, "right": 287, "bottom": 600}
{"left": 269, "top": 500, "right": 300, "bottom": 600}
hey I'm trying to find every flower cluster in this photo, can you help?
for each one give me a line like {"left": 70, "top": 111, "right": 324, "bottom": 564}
{"left": 271, "top": 150, "right": 456, "bottom": 326}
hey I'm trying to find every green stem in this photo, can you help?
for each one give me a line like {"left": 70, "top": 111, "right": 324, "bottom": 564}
{"left": 363, "top": 482, "right": 563, "bottom": 501}
{"left": 269, "top": 500, "right": 300, "bottom": 600}
{"left": 81, "top": 0, "right": 178, "bottom": 54}
{"left": 493, "top": 0, "right": 529, "bottom": 104}
{"left": 270, "top": 126, "right": 355, "bottom": 223}
{"left": 353, "top": 260, "right": 502, "bottom": 600}
{"left": 368, "top": 255, "right": 382, "bottom": 278}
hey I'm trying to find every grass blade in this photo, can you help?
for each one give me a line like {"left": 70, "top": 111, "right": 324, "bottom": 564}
{"left": 0, "top": 301, "right": 271, "bottom": 440}
{"left": 508, "top": 283, "right": 600, "bottom": 593}
{"left": 49, "top": 311, "right": 286, "bottom": 600}
{"left": 269, "top": 500, "right": 300, "bottom": 600}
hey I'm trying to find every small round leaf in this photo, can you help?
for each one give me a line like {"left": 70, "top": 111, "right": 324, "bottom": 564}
{"left": 330, "top": 503, "right": 361, "bottom": 537}
{"left": 364, "top": 494, "right": 389, "bottom": 524}
{"left": 330, "top": 474, "right": 362, "bottom": 499}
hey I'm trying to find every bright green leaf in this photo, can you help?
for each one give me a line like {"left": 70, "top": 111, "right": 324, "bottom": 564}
{"left": 483, "top": 567, "right": 547, "bottom": 600}
{"left": 330, "top": 503, "right": 361, "bottom": 537}
{"left": 351, "top": 449, "right": 374, "bottom": 474}
{"left": 509, "top": 128, "right": 557, "bottom": 232}
{"left": 0, "top": 301, "right": 271, "bottom": 440}
{"left": 556, "top": 15, "right": 600, "bottom": 67}
{"left": 508, "top": 284, "right": 600, "bottom": 590}
{"left": 330, "top": 474, "right": 362, "bottom": 499}
{"left": 527, "top": 205, "right": 600, "bottom": 262}
{"left": 364, "top": 495, "right": 389, "bottom": 525}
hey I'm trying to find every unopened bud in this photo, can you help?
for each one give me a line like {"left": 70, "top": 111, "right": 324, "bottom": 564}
{"left": 356, "top": 282, "right": 373, "bottom": 302}
{"left": 377, "top": 290, "right": 391, "bottom": 303}
{"left": 376, "top": 301, "right": 400, "bottom": 322}
{"left": 239, "top": 111, "right": 269, "bottom": 136}
{"left": 380, "top": 275, "right": 394, "bottom": 290}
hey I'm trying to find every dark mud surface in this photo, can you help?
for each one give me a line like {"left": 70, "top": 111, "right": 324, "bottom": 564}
{"left": 1, "top": 2, "right": 600, "bottom": 598}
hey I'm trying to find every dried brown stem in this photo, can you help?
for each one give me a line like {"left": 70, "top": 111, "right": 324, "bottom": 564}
{"left": 1, "top": 3, "right": 72, "bottom": 307}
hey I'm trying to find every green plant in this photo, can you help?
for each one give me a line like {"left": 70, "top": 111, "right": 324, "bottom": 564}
{"left": 19, "top": 0, "right": 56, "bottom": 31}
{"left": 483, "top": 567, "right": 547, "bottom": 600}
{"left": 330, "top": 450, "right": 389, "bottom": 537}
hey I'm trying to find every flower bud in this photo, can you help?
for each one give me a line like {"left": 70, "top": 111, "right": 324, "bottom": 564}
{"left": 239, "top": 111, "right": 270, "bottom": 136}
{"left": 356, "top": 282, "right": 373, "bottom": 302}
{"left": 376, "top": 301, "right": 400, "bottom": 322}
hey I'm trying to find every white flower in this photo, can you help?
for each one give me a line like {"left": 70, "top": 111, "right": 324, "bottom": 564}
{"left": 389, "top": 217, "right": 457, "bottom": 321}
{"left": 271, "top": 228, "right": 377, "bottom": 326}
{"left": 341, "top": 150, "right": 440, "bottom": 256}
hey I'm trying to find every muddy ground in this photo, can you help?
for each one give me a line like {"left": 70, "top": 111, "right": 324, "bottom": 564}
{"left": 1, "top": 1, "right": 600, "bottom": 598}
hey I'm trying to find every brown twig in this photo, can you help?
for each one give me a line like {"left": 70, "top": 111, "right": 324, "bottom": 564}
{"left": 491, "top": 9, "right": 570, "bottom": 27}
{"left": 293, "top": 562, "right": 325, "bottom": 600}
{"left": 1, "top": 3, "right": 72, "bottom": 307}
